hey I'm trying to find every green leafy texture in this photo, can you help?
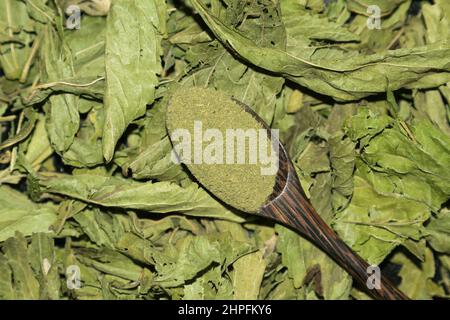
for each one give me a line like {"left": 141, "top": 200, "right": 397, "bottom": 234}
{"left": 0, "top": 254, "right": 14, "bottom": 299}
{"left": 114, "top": 100, "right": 188, "bottom": 182}
{"left": 59, "top": 0, "right": 111, "bottom": 16}
{"left": 334, "top": 164, "right": 429, "bottom": 264}
{"left": 17, "top": 16, "right": 106, "bottom": 109}
{"left": 72, "top": 208, "right": 126, "bottom": 249}
{"left": 75, "top": 248, "right": 144, "bottom": 283}
{"left": 41, "top": 25, "right": 80, "bottom": 153}
{"left": 333, "top": 108, "right": 450, "bottom": 264}
{"left": 61, "top": 104, "right": 105, "bottom": 167}
{"left": 18, "top": 14, "right": 106, "bottom": 108}
{"left": 23, "top": 0, "right": 55, "bottom": 24}
{"left": 58, "top": 245, "right": 106, "bottom": 300}
{"left": 153, "top": 236, "right": 221, "bottom": 287}
{"left": 281, "top": 0, "right": 359, "bottom": 48}
{"left": 232, "top": 250, "right": 266, "bottom": 300}
{"left": 413, "top": 89, "right": 450, "bottom": 136}
{"left": 102, "top": 0, "right": 164, "bottom": 162}
{"left": 391, "top": 247, "right": 444, "bottom": 299}
{"left": 276, "top": 208, "right": 352, "bottom": 299}
{"left": 173, "top": 0, "right": 285, "bottom": 124}
{"left": 276, "top": 226, "right": 308, "bottom": 289}
{"left": 37, "top": 172, "right": 244, "bottom": 222}
{"left": 422, "top": 1, "right": 450, "bottom": 44}
{"left": 183, "top": 265, "right": 234, "bottom": 299}
{"left": 153, "top": 234, "right": 250, "bottom": 288}
{"left": 328, "top": 134, "right": 356, "bottom": 212}
{"left": 1, "top": 0, "right": 450, "bottom": 300}
{"left": 129, "top": 212, "right": 203, "bottom": 241}
{"left": 426, "top": 209, "right": 450, "bottom": 253}
{"left": 0, "top": 0, "right": 34, "bottom": 80}
{"left": 347, "top": 1, "right": 411, "bottom": 52}
{"left": 28, "top": 233, "right": 61, "bottom": 299}
{"left": 22, "top": 114, "right": 53, "bottom": 171}
{"left": 0, "top": 108, "right": 37, "bottom": 151}
{"left": 1, "top": 233, "right": 40, "bottom": 299}
{"left": 346, "top": 0, "right": 408, "bottom": 16}
{"left": 20, "top": 75, "right": 105, "bottom": 108}
{"left": 65, "top": 15, "right": 106, "bottom": 78}
{"left": 439, "top": 254, "right": 450, "bottom": 294}
{"left": 346, "top": 108, "right": 450, "bottom": 211}
{"left": 190, "top": 0, "right": 450, "bottom": 101}
{"left": 0, "top": 186, "right": 57, "bottom": 242}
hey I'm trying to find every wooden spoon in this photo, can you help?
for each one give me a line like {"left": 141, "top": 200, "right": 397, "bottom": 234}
{"left": 232, "top": 99, "right": 409, "bottom": 300}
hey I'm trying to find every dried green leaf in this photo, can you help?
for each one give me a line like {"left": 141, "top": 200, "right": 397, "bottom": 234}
{"left": 102, "top": 0, "right": 164, "bottom": 161}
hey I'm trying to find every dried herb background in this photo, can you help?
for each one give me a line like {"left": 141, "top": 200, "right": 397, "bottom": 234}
{"left": 0, "top": 0, "right": 449, "bottom": 300}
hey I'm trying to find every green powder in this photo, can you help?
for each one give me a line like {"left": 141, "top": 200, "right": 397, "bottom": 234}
{"left": 166, "top": 87, "right": 278, "bottom": 213}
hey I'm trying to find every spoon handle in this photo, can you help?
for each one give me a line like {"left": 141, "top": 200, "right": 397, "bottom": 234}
{"left": 260, "top": 164, "right": 409, "bottom": 300}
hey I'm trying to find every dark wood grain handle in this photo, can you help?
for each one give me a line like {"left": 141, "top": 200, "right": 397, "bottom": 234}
{"left": 259, "top": 144, "right": 409, "bottom": 300}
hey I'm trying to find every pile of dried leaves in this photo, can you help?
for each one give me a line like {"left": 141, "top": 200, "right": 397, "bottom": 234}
{"left": 0, "top": 0, "right": 449, "bottom": 299}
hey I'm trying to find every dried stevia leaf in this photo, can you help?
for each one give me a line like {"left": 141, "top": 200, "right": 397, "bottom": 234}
{"left": 0, "top": 0, "right": 34, "bottom": 80}
{"left": 37, "top": 172, "right": 244, "bottom": 222}
{"left": 426, "top": 209, "right": 450, "bottom": 253}
{"left": 28, "top": 233, "right": 61, "bottom": 299}
{"left": 0, "top": 186, "right": 57, "bottom": 242}
{"left": 1, "top": 233, "right": 40, "bottom": 299}
{"left": 102, "top": 0, "right": 164, "bottom": 162}
{"left": 391, "top": 247, "right": 444, "bottom": 299}
{"left": 41, "top": 26, "right": 80, "bottom": 153}
{"left": 332, "top": 108, "right": 450, "bottom": 264}
{"left": 232, "top": 250, "right": 267, "bottom": 300}
{"left": 190, "top": 0, "right": 450, "bottom": 101}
